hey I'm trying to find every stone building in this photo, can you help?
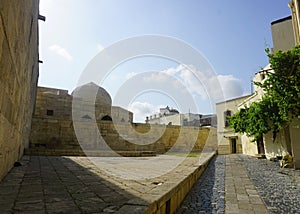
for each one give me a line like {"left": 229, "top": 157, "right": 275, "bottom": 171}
{"left": 289, "top": 0, "right": 300, "bottom": 45}
{"left": 0, "top": 0, "right": 40, "bottom": 180}
{"left": 29, "top": 85, "right": 217, "bottom": 155}
{"left": 216, "top": 95, "right": 251, "bottom": 154}
{"left": 33, "top": 82, "right": 133, "bottom": 124}
{"left": 216, "top": 4, "right": 300, "bottom": 168}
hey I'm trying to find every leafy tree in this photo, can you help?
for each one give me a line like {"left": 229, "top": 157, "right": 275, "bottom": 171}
{"left": 230, "top": 46, "right": 300, "bottom": 141}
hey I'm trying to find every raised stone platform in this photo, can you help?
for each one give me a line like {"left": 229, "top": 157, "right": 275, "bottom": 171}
{"left": 0, "top": 152, "right": 215, "bottom": 213}
{"left": 24, "top": 149, "right": 157, "bottom": 157}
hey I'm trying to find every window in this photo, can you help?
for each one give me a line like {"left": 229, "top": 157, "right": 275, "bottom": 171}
{"left": 101, "top": 115, "right": 112, "bottom": 121}
{"left": 224, "top": 110, "right": 231, "bottom": 127}
{"left": 46, "top": 109, "right": 54, "bottom": 116}
{"left": 81, "top": 114, "right": 92, "bottom": 119}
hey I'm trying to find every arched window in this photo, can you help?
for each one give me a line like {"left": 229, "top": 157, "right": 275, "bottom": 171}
{"left": 101, "top": 115, "right": 112, "bottom": 121}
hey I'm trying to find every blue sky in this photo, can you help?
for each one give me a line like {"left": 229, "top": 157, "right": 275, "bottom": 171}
{"left": 39, "top": 0, "right": 292, "bottom": 122}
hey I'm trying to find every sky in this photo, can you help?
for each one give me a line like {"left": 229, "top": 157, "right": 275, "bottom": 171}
{"left": 39, "top": 0, "right": 292, "bottom": 122}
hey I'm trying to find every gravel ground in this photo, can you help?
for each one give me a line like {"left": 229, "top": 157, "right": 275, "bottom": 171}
{"left": 176, "top": 156, "right": 226, "bottom": 214}
{"left": 238, "top": 155, "right": 300, "bottom": 214}
{"left": 176, "top": 154, "right": 300, "bottom": 214}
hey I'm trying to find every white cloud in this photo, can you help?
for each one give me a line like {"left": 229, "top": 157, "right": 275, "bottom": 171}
{"left": 49, "top": 44, "right": 73, "bottom": 61}
{"left": 216, "top": 75, "right": 244, "bottom": 100}
{"left": 142, "top": 64, "right": 244, "bottom": 103}
{"left": 128, "top": 101, "right": 163, "bottom": 123}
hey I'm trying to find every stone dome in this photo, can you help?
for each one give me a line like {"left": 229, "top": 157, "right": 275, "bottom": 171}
{"left": 72, "top": 82, "right": 112, "bottom": 106}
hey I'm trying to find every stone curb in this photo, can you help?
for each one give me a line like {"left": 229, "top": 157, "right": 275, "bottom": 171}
{"left": 142, "top": 152, "right": 216, "bottom": 214}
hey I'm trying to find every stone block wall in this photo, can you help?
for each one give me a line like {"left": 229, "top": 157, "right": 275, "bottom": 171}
{"left": 0, "top": 0, "right": 39, "bottom": 180}
{"left": 29, "top": 117, "right": 217, "bottom": 155}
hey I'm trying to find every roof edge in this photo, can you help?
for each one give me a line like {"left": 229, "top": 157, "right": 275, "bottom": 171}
{"left": 271, "top": 15, "right": 292, "bottom": 25}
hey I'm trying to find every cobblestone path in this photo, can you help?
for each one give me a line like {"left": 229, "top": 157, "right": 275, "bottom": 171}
{"left": 239, "top": 155, "right": 300, "bottom": 214}
{"left": 177, "top": 154, "right": 300, "bottom": 214}
{"left": 176, "top": 156, "right": 226, "bottom": 214}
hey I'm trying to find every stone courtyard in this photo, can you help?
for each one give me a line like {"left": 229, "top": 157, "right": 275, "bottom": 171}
{"left": 0, "top": 152, "right": 215, "bottom": 213}
{"left": 1, "top": 153, "right": 300, "bottom": 213}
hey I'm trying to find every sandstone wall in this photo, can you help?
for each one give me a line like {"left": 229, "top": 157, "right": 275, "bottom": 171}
{"left": 29, "top": 118, "right": 217, "bottom": 155}
{"left": 0, "top": 0, "right": 39, "bottom": 180}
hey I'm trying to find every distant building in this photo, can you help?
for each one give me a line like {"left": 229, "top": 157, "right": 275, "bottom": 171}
{"left": 34, "top": 82, "right": 133, "bottom": 123}
{"left": 199, "top": 114, "right": 217, "bottom": 127}
{"left": 145, "top": 106, "right": 216, "bottom": 127}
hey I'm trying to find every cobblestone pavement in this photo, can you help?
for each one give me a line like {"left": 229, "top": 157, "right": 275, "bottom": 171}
{"left": 176, "top": 156, "right": 226, "bottom": 214}
{"left": 238, "top": 155, "right": 300, "bottom": 214}
{"left": 177, "top": 154, "right": 300, "bottom": 214}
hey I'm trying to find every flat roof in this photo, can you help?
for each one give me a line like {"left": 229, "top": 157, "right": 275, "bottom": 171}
{"left": 215, "top": 94, "right": 252, "bottom": 105}
{"left": 271, "top": 15, "right": 292, "bottom": 25}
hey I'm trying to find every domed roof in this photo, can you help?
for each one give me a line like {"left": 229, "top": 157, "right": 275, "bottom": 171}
{"left": 72, "top": 82, "right": 112, "bottom": 106}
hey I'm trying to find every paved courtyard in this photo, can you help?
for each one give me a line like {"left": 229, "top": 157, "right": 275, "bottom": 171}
{"left": 0, "top": 153, "right": 214, "bottom": 213}
{"left": 177, "top": 154, "right": 300, "bottom": 214}
{"left": 0, "top": 154, "right": 299, "bottom": 213}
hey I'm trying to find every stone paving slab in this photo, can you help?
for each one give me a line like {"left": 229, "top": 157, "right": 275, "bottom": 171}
{"left": 0, "top": 152, "right": 215, "bottom": 213}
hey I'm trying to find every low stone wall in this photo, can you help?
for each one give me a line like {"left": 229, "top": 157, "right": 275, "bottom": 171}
{"left": 29, "top": 117, "right": 217, "bottom": 155}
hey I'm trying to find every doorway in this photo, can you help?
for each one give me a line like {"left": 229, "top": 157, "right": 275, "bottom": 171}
{"left": 231, "top": 138, "right": 237, "bottom": 154}
{"left": 257, "top": 136, "right": 265, "bottom": 155}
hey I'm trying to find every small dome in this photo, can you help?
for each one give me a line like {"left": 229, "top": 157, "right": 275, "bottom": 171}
{"left": 72, "top": 82, "right": 112, "bottom": 106}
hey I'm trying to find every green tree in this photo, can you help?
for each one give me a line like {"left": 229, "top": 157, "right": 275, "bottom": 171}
{"left": 230, "top": 46, "right": 300, "bottom": 141}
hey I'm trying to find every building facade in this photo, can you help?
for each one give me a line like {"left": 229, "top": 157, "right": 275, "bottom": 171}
{"left": 146, "top": 106, "right": 216, "bottom": 127}
{"left": 216, "top": 95, "right": 251, "bottom": 155}
{"left": 33, "top": 83, "right": 133, "bottom": 124}
{"left": 0, "top": 0, "right": 40, "bottom": 180}
{"left": 217, "top": 5, "right": 300, "bottom": 168}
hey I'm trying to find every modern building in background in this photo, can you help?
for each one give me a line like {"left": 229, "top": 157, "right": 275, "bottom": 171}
{"left": 146, "top": 106, "right": 216, "bottom": 127}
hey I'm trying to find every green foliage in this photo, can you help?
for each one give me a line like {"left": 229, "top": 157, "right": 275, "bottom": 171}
{"left": 230, "top": 46, "right": 300, "bottom": 141}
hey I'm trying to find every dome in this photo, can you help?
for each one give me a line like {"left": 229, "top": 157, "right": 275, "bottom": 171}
{"left": 72, "top": 82, "right": 112, "bottom": 106}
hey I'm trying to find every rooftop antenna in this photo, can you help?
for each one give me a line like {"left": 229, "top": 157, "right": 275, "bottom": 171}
{"left": 250, "top": 78, "right": 254, "bottom": 94}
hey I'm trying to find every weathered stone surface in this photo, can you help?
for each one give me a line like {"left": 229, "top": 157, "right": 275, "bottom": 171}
{"left": 29, "top": 116, "right": 217, "bottom": 155}
{"left": 0, "top": 0, "right": 39, "bottom": 180}
{"left": 0, "top": 153, "right": 215, "bottom": 213}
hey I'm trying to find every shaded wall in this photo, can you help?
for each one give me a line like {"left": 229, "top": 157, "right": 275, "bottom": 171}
{"left": 0, "top": 0, "right": 39, "bottom": 180}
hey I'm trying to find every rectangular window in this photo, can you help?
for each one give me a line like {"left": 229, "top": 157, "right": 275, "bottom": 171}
{"left": 47, "top": 109, "right": 54, "bottom": 116}
{"left": 224, "top": 110, "right": 231, "bottom": 127}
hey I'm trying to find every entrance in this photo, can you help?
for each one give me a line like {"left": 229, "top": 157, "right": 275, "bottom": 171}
{"left": 231, "top": 138, "right": 237, "bottom": 154}
{"left": 257, "top": 136, "right": 265, "bottom": 155}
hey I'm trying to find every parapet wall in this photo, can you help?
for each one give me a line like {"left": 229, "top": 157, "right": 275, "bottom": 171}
{"left": 0, "top": 0, "right": 39, "bottom": 180}
{"left": 29, "top": 117, "right": 217, "bottom": 155}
